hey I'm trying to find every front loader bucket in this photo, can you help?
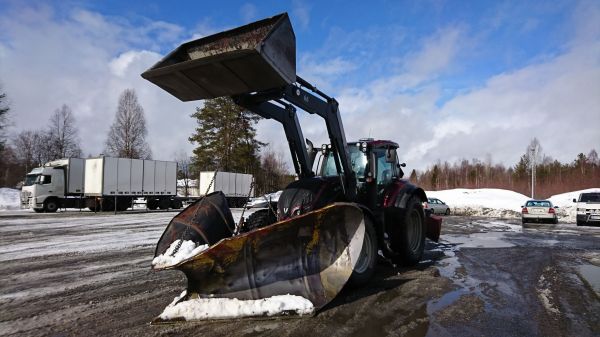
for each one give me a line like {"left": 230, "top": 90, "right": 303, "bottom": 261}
{"left": 142, "top": 13, "right": 296, "bottom": 101}
{"left": 153, "top": 203, "right": 365, "bottom": 322}
{"left": 154, "top": 191, "right": 235, "bottom": 259}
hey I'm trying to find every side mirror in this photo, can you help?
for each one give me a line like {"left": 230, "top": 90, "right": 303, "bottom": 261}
{"left": 554, "top": 206, "right": 559, "bottom": 209}
{"left": 572, "top": 198, "right": 576, "bottom": 203}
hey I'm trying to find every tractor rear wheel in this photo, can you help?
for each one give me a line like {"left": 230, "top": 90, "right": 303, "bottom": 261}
{"left": 386, "top": 196, "right": 426, "bottom": 266}
{"left": 348, "top": 217, "right": 377, "bottom": 287}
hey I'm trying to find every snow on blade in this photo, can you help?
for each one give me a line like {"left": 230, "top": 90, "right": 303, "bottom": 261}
{"left": 159, "top": 291, "right": 314, "bottom": 321}
{"left": 152, "top": 240, "right": 208, "bottom": 269}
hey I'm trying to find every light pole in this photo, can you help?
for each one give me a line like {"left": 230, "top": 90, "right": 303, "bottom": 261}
{"left": 530, "top": 147, "right": 536, "bottom": 199}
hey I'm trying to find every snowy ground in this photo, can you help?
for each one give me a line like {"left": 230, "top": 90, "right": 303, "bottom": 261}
{"left": 1, "top": 209, "right": 598, "bottom": 336}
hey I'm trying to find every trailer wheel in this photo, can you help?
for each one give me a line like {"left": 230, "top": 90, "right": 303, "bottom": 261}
{"left": 44, "top": 199, "right": 59, "bottom": 213}
{"left": 385, "top": 196, "right": 426, "bottom": 266}
{"left": 116, "top": 198, "right": 131, "bottom": 212}
{"left": 348, "top": 217, "right": 377, "bottom": 287}
{"left": 147, "top": 199, "right": 158, "bottom": 210}
{"left": 158, "top": 198, "right": 170, "bottom": 210}
{"left": 171, "top": 199, "right": 183, "bottom": 209}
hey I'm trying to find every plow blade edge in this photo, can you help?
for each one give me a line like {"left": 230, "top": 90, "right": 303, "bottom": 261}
{"left": 158, "top": 203, "right": 365, "bottom": 318}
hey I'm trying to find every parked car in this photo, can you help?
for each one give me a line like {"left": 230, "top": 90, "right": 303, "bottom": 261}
{"left": 573, "top": 192, "right": 600, "bottom": 226}
{"left": 426, "top": 197, "right": 451, "bottom": 215}
{"left": 521, "top": 200, "right": 558, "bottom": 224}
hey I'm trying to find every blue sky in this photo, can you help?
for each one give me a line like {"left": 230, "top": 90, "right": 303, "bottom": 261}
{"left": 1, "top": 0, "right": 598, "bottom": 171}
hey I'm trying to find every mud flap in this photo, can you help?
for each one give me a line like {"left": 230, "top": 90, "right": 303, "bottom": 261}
{"left": 426, "top": 215, "right": 442, "bottom": 242}
{"left": 153, "top": 203, "right": 365, "bottom": 322}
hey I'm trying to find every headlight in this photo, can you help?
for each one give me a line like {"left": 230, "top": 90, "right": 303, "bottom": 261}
{"left": 577, "top": 208, "right": 586, "bottom": 212}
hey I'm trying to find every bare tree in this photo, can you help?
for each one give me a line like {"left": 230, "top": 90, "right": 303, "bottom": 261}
{"left": 0, "top": 88, "right": 10, "bottom": 152}
{"left": 174, "top": 150, "right": 192, "bottom": 197}
{"left": 46, "top": 104, "right": 82, "bottom": 160}
{"left": 13, "top": 130, "right": 53, "bottom": 170}
{"left": 105, "top": 89, "right": 151, "bottom": 159}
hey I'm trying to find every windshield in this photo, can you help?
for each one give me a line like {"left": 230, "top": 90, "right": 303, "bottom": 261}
{"left": 23, "top": 174, "right": 39, "bottom": 186}
{"left": 320, "top": 145, "right": 367, "bottom": 177}
{"left": 526, "top": 200, "right": 551, "bottom": 207}
{"left": 580, "top": 193, "right": 600, "bottom": 202}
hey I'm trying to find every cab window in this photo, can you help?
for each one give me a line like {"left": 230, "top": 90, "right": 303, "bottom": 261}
{"left": 36, "top": 175, "right": 52, "bottom": 184}
{"left": 374, "top": 149, "right": 396, "bottom": 186}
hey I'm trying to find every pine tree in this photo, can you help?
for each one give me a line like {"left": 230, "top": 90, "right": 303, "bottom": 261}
{"left": 189, "top": 97, "right": 263, "bottom": 174}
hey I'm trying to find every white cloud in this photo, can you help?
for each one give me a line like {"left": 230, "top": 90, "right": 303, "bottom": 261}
{"left": 0, "top": 5, "right": 198, "bottom": 160}
{"left": 292, "top": 0, "right": 311, "bottom": 30}
{"left": 240, "top": 3, "right": 258, "bottom": 23}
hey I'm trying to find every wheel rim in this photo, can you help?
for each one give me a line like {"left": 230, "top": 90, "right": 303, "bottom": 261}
{"left": 354, "top": 226, "right": 374, "bottom": 274}
{"left": 407, "top": 209, "right": 422, "bottom": 252}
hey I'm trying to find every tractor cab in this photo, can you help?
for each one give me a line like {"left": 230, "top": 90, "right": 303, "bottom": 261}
{"left": 316, "top": 139, "right": 405, "bottom": 210}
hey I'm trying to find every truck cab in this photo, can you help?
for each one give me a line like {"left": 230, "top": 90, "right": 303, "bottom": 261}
{"left": 21, "top": 166, "right": 66, "bottom": 212}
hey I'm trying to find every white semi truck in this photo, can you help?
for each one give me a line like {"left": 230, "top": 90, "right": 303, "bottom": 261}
{"left": 21, "top": 157, "right": 180, "bottom": 212}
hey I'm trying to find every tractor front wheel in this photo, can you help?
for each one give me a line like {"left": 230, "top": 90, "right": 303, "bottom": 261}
{"left": 385, "top": 196, "right": 426, "bottom": 266}
{"left": 348, "top": 217, "right": 377, "bottom": 287}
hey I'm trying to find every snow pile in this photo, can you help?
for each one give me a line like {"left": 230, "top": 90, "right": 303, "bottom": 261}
{"left": 426, "top": 187, "right": 600, "bottom": 221}
{"left": 0, "top": 188, "right": 21, "bottom": 210}
{"left": 152, "top": 240, "right": 208, "bottom": 269}
{"left": 426, "top": 188, "right": 529, "bottom": 218}
{"left": 159, "top": 291, "right": 314, "bottom": 321}
{"left": 247, "top": 190, "right": 282, "bottom": 208}
{"left": 548, "top": 188, "right": 600, "bottom": 223}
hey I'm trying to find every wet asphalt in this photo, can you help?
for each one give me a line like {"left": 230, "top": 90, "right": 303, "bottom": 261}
{"left": 0, "top": 212, "right": 598, "bottom": 337}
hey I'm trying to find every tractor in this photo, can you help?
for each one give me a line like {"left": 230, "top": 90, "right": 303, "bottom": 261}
{"left": 142, "top": 13, "right": 441, "bottom": 320}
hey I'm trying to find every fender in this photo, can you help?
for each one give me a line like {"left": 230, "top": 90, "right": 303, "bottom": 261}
{"left": 382, "top": 180, "right": 441, "bottom": 242}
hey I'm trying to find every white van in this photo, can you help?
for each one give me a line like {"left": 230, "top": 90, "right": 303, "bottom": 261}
{"left": 573, "top": 192, "right": 600, "bottom": 226}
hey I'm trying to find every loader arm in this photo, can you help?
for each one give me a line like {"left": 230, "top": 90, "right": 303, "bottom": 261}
{"left": 235, "top": 77, "right": 357, "bottom": 200}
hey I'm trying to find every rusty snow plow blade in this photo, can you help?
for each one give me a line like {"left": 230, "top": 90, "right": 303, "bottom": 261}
{"left": 152, "top": 203, "right": 365, "bottom": 323}
{"left": 141, "top": 12, "right": 295, "bottom": 101}
{"left": 153, "top": 191, "right": 235, "bottom": 258}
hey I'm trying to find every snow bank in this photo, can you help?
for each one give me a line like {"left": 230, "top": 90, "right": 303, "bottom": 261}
{"left": 426, "top": 188, "right": 529, "bottom": 218}
{"left": 159, "top": 291, "right": 314, "bottom": 321}
{"left": 0, "top": 188, "right": 21, "bottom": 210}
{"left": 426, "top": 187, "right": 600, "bottom": 221}
{"left": 152, "top": 240, "right": 208, "bottom": 269}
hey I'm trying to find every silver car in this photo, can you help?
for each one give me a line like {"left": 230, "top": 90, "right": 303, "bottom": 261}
{"left": 521, "top": 200, "right": 558, "bottom": 224}
{"left": 427, "top": 198, "right": 450, "bottom": 215}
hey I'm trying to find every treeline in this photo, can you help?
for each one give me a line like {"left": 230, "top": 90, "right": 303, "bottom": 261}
{"left": 0, "top": 88, "right": 152, "bottom": 187}
{"left": 412, "top": 140, "right": 599, "bottom": 199}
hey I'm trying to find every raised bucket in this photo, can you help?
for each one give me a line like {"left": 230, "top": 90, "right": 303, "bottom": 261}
{"left": 141, "top": 13, "right": 296, "bottom": 101}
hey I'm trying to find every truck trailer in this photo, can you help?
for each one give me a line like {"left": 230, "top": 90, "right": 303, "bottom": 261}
{"left": 20, "top": 157, "right": 180, "bottom": 212}
{"left": 198, "top": 171, "right": 253, "bottom": 207}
